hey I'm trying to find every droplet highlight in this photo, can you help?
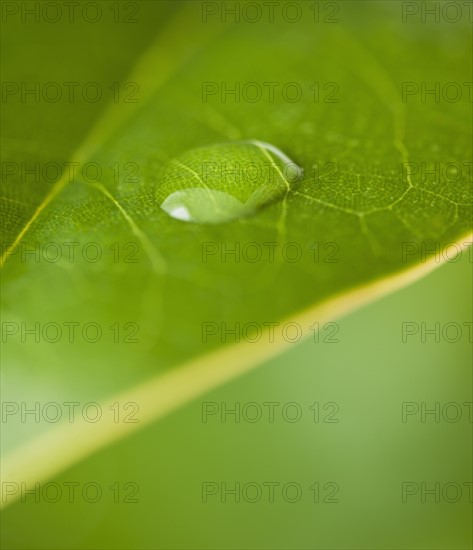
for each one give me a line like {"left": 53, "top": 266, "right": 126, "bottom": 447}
{"left": 156, "top": 140, "right": 303, "bottom": 224}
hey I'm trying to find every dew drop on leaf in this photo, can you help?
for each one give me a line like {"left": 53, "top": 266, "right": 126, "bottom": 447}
{"left": 156, "top": 140, "right": 303, "bottom": 224}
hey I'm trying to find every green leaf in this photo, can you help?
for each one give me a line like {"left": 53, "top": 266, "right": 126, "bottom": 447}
{"left": 1, "top": 1, "right": 472, "bottom": 545}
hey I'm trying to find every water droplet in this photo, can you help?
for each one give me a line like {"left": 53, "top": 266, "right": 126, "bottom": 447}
{"left": 156, "top": 140, "right": 303, "bottom": 224}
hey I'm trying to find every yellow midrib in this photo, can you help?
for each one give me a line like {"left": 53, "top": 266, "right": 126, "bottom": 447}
{"left": 1, "top": 234, "right": 472, "bottom": 509}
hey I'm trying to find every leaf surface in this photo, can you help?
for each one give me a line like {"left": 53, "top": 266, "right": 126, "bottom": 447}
{"left": 1, "top": 0, "right": 472, "bottom": 512}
